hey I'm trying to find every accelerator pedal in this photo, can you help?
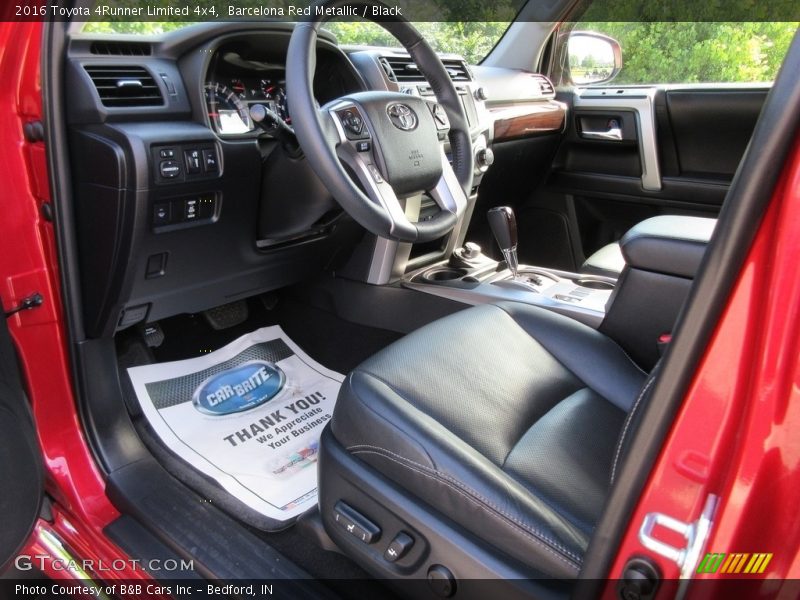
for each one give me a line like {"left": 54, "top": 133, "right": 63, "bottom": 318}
{"left": 202, "top": 300, "right": 249, "bottom": 331}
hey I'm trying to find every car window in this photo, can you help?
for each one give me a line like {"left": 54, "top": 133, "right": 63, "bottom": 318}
{"left": 567, "top": 21, "right": 797, "bottom": 85}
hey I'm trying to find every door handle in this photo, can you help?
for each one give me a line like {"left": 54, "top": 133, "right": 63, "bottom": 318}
{"left": 581, "top": 126, "right": 623, "bottom": 141}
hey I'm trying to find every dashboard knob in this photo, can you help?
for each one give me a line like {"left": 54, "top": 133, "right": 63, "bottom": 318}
{"left": 476, "top": 147, "right": 495, "bottom": 170}
{"left": 474, "top": 87, "right": 489, "bottom": 101}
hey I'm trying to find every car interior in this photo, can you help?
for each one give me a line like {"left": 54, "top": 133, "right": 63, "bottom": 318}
{"left": 38, "top": 3, "right": 800, "bottom": 598}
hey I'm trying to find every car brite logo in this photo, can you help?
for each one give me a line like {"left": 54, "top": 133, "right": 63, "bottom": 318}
{"left": 696, "top": 552, "right": 773, "bottom": 575}
{"left": 193, "top": 361, "right": 286, "bottom": 415}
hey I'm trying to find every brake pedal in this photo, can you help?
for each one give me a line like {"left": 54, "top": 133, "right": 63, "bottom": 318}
{"left": 202, "top": 300, "right": 249, "bottom": 330}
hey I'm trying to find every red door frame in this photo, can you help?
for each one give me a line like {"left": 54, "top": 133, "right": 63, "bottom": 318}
{"left": 607, "top": 137, "right": 800, "bottom": 594}
{"left": 0, "top": 20, "right": 153, "bottom": 588}
{"left": 1, "top": 16, "right": 799, "bottom": 594}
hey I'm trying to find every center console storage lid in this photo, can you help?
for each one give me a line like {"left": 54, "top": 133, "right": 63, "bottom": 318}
{"left": 620, "top": 215, "right": 716, "bottom": 278}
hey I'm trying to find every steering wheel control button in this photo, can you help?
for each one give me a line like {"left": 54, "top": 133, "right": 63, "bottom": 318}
{"left": 202, "top": 149, "right": 218, "bottom": 172}
{"left": 333, "top": 502, "right": 381, "bottom": 544}
{"left": 338, "top": 109, "right": 369, "bottom": 140}
{"left": 159, "top": 160, "right": 181, "bottom": 179}
{"left": 383, "top": 532, "right": 414, "bottom": 562}
{"left": 367, "top": 164, "right": 384, "bottom": 183}
{"left": 355, "top": 141, "right": 371, "bottom": 152}
{"left": 431, "top": 104, "right": 449, "bottom": 129}
{"left": 185, "top": 149, "right": 202, "bottom": 174}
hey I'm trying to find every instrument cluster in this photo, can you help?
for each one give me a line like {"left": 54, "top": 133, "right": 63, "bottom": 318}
{"left": 204, "top": 74, "right": 289, "bottom": 136}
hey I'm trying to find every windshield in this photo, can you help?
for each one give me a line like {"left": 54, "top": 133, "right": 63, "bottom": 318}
{"left": 323, "top": 21, "right": 510, "bottom": 64}
{"left": 82, "top": 21, "right": 511, "bottom": 64}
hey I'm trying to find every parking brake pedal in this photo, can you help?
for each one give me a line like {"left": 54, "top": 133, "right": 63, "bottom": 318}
{"left": 142, "top": 323, "right": 165, "bottom": 348}
{"left": 203, "top": 300, "right": 249, "bottom": 330}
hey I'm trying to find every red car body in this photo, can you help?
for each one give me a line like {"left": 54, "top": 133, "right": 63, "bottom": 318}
{"left": 1, "top": 18, "right": 798, "bottom": 597}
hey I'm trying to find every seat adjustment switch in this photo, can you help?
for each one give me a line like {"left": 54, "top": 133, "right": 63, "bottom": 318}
{"left": 384, "top": 532, "right": 414, "bottom": 562}
{"left": 333, "top": 501, "right": 380, "bottom": 544}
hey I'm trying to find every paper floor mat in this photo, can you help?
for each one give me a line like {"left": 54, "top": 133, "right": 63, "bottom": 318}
{"left": 127, "top": 326, "right": 343, "bottom": 523}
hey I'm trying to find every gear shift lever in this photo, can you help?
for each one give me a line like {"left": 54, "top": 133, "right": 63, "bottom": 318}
{"left": 487, "top": 206, "right": 519, "bottom": 278}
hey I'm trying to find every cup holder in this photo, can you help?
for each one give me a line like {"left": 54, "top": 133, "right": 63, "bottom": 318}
{"left": 575, "top": 278, "right": 615, "bottom": 290}
{"left": 423, "top": 267, "right": 468, "bottom": 282}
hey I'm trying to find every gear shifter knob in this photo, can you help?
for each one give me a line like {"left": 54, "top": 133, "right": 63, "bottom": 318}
{"left": 487, "top": 206, "right": 519, "bottom": 278}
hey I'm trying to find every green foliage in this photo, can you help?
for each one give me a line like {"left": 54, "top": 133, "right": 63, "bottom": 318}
{"left": 84, "top": 21, "right": 191, "bottom": 34}
{"left": 580, "top": 0, "right": 798, "bottom": 22}
{"left": 576, "top": 22, "right": 798, "bottom": 84}
{"left": 322, "top": 21, "right": 510, "bottom": 64}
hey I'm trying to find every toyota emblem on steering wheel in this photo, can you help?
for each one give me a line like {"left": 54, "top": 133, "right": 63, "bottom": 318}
{"left": 387, "top": 103, "right": 418, "bottom": 131}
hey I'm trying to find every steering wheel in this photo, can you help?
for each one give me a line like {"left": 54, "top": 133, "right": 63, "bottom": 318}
{"left": 286, "top": 0, "right": 474, "bottom": 243}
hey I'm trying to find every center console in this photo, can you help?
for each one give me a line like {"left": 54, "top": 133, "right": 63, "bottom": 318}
{"left": 405, "top": 262, "right": 615, "bottom": 328}
{"left": 403, "top": 206, "right": 616, "bottom": 328}
{"left": 402, "top": 211, "right": 716, "bottom": 373}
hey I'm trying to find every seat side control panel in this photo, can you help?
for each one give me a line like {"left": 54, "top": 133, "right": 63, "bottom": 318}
{"left": 153, "top": 143, "right": 220, "bottom": 184}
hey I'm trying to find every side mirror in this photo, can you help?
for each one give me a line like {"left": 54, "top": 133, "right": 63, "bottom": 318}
{"left": 567, "top": 31, "right": 622, "bottom": 85}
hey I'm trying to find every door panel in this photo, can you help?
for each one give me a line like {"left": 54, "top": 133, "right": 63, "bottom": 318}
{"left": 540, "top": 86, "right": 767, "bottom": 268}
{"left": 468, "top": 71, "right": 766, "bottom": 271}
{"left": 0, "top": 313, "right": 44, "bottom": 571}
{"left": 663, "top": 88, "right": 768, "bottom": 180}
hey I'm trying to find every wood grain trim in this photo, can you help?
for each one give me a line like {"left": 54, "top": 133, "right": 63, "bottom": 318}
{"left": 492, "top": 101, "right": 567, "bottom": 142}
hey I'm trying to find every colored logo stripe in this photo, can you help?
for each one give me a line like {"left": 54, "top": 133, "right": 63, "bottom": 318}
{"left": 697, "top": 552, "right": 772, "bottom": 575}
{"left": 720, "top": 553, "right": 749, "bottom": 573}
{"left": 696, "top": 553, "right": 726, "bottom": 574}
{"left": 744, "top": 553, "right": 772, "bottom": 574}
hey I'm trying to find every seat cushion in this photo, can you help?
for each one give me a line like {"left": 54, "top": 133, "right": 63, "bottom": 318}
{"left": 581, "top": 242, "right": 626, "bottom": 278}
{"left": 330, "top": 302, "right": 646, "bottom": 578}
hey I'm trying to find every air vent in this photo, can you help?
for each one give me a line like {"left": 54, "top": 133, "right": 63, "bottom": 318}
{"left": 85, "top": 66, "right": 163, "bottom": 107}
{"left": 441, "top": 59, "right": 472, "bottom": 82}
{"left": 90, "top": 41, "right": 151, "bottom": 56}
{"left": 533, "top": 75, "right": 555, "bottom": 97}
{"left": 380, "top": 56, "right": 473, "bottom": 83}
{"left": 383, "top": 56, "right": 424, "bottom": 82}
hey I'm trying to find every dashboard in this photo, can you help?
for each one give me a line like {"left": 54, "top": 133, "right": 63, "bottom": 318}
{"left": 62, "top": 23, "right": 496, "bottom": 338}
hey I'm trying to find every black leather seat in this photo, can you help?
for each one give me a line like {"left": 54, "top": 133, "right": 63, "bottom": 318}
{"left": 324, "top": 301, "right": 648, "bottom": 579}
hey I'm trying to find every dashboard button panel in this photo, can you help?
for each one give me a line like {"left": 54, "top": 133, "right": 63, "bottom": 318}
{"left": 152, "top": 193, "right": 219, "bottom": 232}
{"left": 185, "top": 149, "right": 202, "bottom": 174}
{"left": 153, "top": 143, "right": 221, "bottom": 184}
{"left": 159, "top": 160, "right": 181, "bottom": 179}
{"left": 202, "top": 149, "right": 219, "bottom": 172}
{"left": 153, "top": 202, "right": 172, "bottom": 225}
